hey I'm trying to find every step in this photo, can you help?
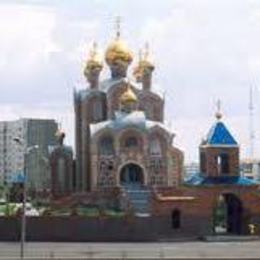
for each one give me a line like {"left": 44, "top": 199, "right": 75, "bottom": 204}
{"left": 122, "top": 186, "right": 152, "bottom": 214}
{"left": 125, "top": 190, "right": 151, "bottom": 194}
{"left": 128, "top": 196, "right": 150, "bottom": 200}
{"left": 204, "top": 235, "right": 260, "bottom": 242}
{"left": 135, "top": 213, "right": 151, "bottom": 217}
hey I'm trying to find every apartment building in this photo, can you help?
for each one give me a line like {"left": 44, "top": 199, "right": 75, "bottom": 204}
{"left": 0, "top": 119, "right": 58, "bottom": 192}
{"left": 240, "top": 159, "right": 260, "bottom": 182}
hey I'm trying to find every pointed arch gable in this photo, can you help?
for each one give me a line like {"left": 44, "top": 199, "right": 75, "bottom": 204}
{"left": 117, "top": 127, "right": 146, "bottom": 151}
{"left": 149, "top": 124, "right": 174, "bottom": 144}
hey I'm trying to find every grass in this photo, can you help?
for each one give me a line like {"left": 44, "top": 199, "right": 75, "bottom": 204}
{"left": 77, "top": 207, "right": 100, "bottom": 217}
{"left": 103, "top": 209, "right": 125, "bottom": 217}
{"left": 44, "top": 206, "right": 126, "bottom": 218}
{"left": 0, "top": 203, "right": 19, "bottom": 216}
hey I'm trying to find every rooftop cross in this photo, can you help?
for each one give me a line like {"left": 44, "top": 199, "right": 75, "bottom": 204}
{"left": 215, "top": 99, "right": 223, "bottom": 120}
{"left": 138, "top": 49, "right": 143, "bottom": 61}
{"left": 90, "top": 41, "right": 97, "bottom": 58}
{"left": 217, "top": 99, "right": 221, "bottom": 112}
{"left": 93, "top": 41, "right": 97, "bottom": 52}
{"left": 115, "top": 16, "right": 121, "bottom": 39}
{"left": 144, "top": 42, "right": 149, "bottom": 60}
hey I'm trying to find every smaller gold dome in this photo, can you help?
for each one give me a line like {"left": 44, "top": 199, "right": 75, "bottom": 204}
{"left": 120, "top": 85, "right": 137, "bottom": 104}
{"left": 133, "top": 44, "right": 154, "bottom": 80}
{"left": 133, "top": 59, "right": 155, "bottom": 79}
{"left": 55, "top": 129, "right": 65, "bottom": 145}
{"left": 140, "top": 59, "right": 155, "bottom": 71}
{"left": 105, "top": 38, "right": 133, "bottom": 65}
{"left": 141, "top": 42, "right": 155, "bottom": 70}
{"left": 84, "top": 42, "right": 103, "bottom": 76}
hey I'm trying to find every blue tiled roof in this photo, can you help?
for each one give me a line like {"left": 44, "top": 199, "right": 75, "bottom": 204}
{"left": 6, "top": 171, "right": 25, "bottom": 183}
{"left": 186, "top": 174, "right": 257, "bottom": 186}
{"left": 205, "top": 121, "right": 238, "bottom": 146}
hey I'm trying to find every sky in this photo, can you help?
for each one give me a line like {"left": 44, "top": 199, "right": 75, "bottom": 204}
{"left": 0, "top": 0, "right": 260, "bottom": 162}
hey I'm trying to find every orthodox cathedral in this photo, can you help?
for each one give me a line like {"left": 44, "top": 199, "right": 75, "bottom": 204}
{"left": 73, "top": 26, "right": 183, "bottom": 192}
{"left": 49, "top": 22, "right": 260, "bottom": 237}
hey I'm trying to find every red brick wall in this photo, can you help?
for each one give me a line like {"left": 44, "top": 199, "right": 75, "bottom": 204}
{"left": 152, "top": 185, "right": 260, "bottom": 235}
{"left": 200, "top": 146, "right": 239, "bottom": 177}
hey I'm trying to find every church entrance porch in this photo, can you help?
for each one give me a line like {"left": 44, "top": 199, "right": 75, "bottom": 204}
{"left": 120, "top": 163, "right": 144, "bottom": 187}
{"left": 213, "top": 193, "right": 243, "bottom": 235}
{"left": 120, "top": 163, "right": 150, "bottom": 215}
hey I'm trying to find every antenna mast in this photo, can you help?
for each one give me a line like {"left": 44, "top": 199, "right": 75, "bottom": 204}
{"left": 249, "top": 84, "right": 255, "bottom": 158}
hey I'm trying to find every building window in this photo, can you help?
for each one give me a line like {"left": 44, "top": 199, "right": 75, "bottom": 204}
{"left": 98, "top": 159, "right": 115, "bottom": 187}
{"left": 149, "top": 138, "right": 162, "bottom": 156}
{"left": 200, "top": 152, "right": 206, "bottom": 173}
{"left": 99, "top": 136, "right": 114, "bottom": 155}
{"left": 125, "top": 136, "right": 138, "bottom": 148}
{"left": 217, "top": 154, "right": 230, "bottom": 175}
{"left": 172, "top": 209, "right": 181, "bottom": 229}
{"left": 92, "top": 100, "right": 103, "bottom": 121}
{"left": 57, "top": 157, "right": 65, "bottom": 192}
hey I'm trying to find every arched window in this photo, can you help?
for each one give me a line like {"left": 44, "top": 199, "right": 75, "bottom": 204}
{"left": 99, "top": 136, "right": 114, "bottom": 155}
{"left": 149, "top": 138, "right": 162, "bottom": 156}
{"left": 92, "top": 100, "right": 103, "bottom": 121}
{"left": 125, "top": 136, "right": 138, "bottom": 148}
{"left": 57, "top": 157, "right": 65, "bottom": 192}
{"left": 200, "top": 152, "right": 206, "bottom": 173}
{"left": 217, "top": 153, "right": 230, "bottom": 175}
{"left": 172, "top": 209, "right": 181, "bottom": 229}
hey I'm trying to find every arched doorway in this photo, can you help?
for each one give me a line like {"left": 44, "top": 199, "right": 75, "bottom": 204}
{"left": 172, "top": 209, "right": 181, "bottom": 229}
{"left": 120, "top": 163, "right": 144, "bottom": 187}
{"left": 213, "top": 193, "right": 243, "bottom": 234}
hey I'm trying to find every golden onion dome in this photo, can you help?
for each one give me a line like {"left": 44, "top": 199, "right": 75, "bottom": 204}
{"left": 120, "top": 85, "right": 137, "bottom": 104}
{"left": 105, "top": 37, "right": 133, "bottom": 65}
{"left": 55, "top": 129, "right": 65, "bottom": 145}
{"left": 133, "top": 44, "right": 154, "bottom": 80}
{"left": 84, "top": 42, "right": 103, "bottom": 76}
{"left": 140, "top": 59, "right": 155, "bottom": 71}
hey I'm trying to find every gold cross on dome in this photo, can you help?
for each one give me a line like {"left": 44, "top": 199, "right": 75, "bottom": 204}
{"left": 144, "top": 42, "right": 149, "bottom": 58}
{"left": 93, "top": 41, "right": 97, "bottom": 51}
{"left": 115, "top": 16, "right": 121, "bottom": 38}
{"left": 138, "top": 49, "right": 143, "bottom": 61}
{"left": 90, "top": 41, "right": 97, "bottom": 58}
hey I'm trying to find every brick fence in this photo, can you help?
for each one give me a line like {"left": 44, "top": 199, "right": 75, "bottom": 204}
{"left": 0, "top": 216, "right": 206, "bottom": 242}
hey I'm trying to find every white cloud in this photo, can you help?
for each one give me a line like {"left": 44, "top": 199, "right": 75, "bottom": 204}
{"left": 137, "top": 1, "right": 260, "bottom": 160}
{"left": 0, "top": 4, "right": 58, "bottom": 75}
{"left": 1, "top": 0, "right": 260, "bottom": 162}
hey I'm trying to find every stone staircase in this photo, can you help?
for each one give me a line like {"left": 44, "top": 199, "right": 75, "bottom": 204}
{"left": 123, "top": 185, "right": 151, "bottom": 216}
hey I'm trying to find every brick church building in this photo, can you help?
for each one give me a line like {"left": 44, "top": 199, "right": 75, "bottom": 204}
{"left": 49, "top": 23, "right": 260, "bottom": 237}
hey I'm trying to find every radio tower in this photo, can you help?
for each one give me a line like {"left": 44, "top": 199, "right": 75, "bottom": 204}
{"left": 249, "top": 84, "right": 255, "bottom": 158}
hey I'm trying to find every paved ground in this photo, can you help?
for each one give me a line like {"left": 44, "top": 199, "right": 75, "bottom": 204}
{"left": 0, "top": 241, "right": 259, "bottom": 259}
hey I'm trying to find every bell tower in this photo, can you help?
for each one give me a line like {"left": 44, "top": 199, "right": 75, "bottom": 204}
{"left": 200, "top": 102, "right": 239, "bottom": 177}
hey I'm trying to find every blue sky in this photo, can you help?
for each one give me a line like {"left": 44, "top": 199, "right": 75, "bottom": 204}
{"left": 0, "top": 0, "right": 260, "bottom": 162}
